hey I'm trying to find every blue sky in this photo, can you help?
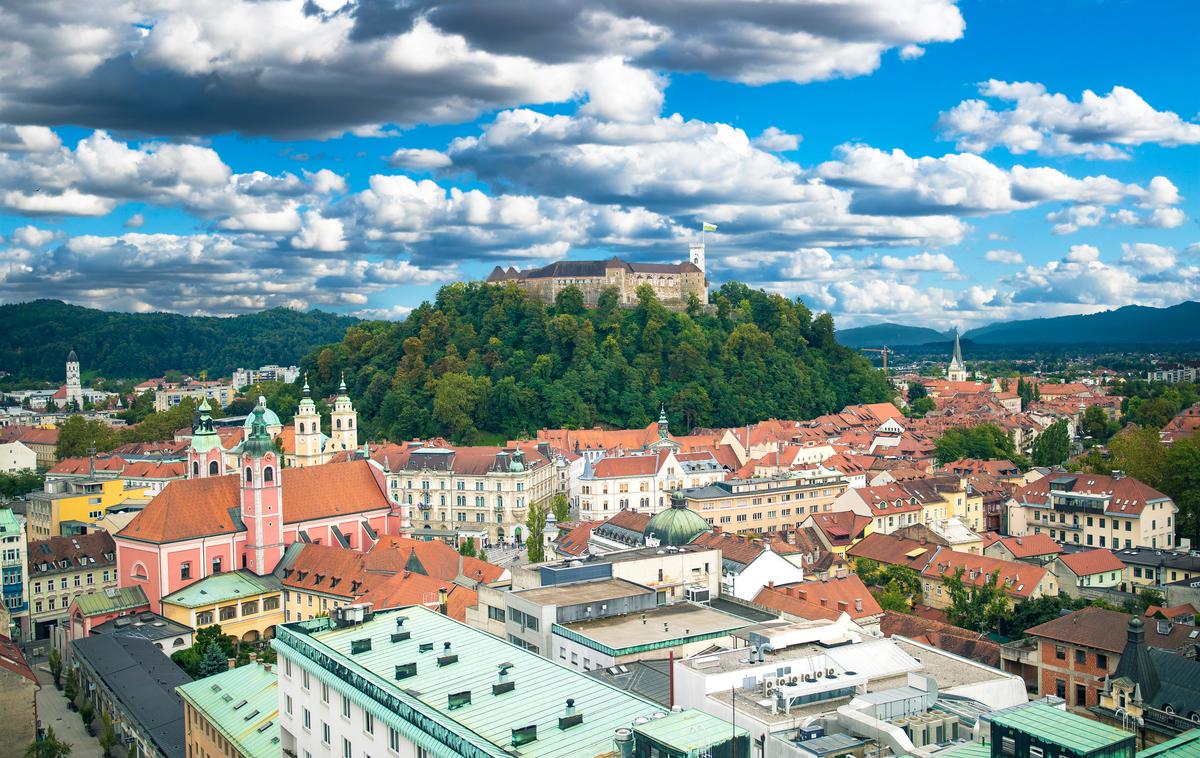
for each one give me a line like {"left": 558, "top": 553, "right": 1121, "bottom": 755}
{"left": 0, "top": 0, "right": 1196, "bottom": 328}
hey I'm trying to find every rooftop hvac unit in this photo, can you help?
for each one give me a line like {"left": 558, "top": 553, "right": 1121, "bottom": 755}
{"left": 686, "top": 587, "right": 710, "bottom": 603}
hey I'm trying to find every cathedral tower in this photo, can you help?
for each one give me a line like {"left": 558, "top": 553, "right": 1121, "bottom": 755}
{"left": 65, "top": 350, "right": 82, "bottom": 407}
{"left": 241, "top": 404, "right": 283, "bottom": 574}
{"left": 293, "top": 376, "right": 324, "bottom": 467}
{"left": 187, "top": 399, "right": 225, "bottom": 478}
{"left": 330, "top": 374, "right": 358, "bottom": 453}
{"left": 946, "top": 328, "right": 967, "bottom": 382}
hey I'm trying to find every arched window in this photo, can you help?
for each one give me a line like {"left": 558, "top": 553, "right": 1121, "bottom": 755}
{"left": 264, "top": 466, "right": 274, "bottom": 483}
{"left": 299, "top": 422, "right": 305, "bottom": 434}
{"left": 131, "top": 562, "right": 148, "bottom": 580}
{"left": 192, "top": 461, "right": 199, "bottom": 477}
{"left": 245, "top": 467, "right": 253, "bottom": 483}
{"left": 209, "top": 460, "right": 219, "bottom": 476}
{"left": 336, "top": 418, "right": 342, "bottom": 429}
{"left": 348, "top": 419, "right": 353, "bottom": 428}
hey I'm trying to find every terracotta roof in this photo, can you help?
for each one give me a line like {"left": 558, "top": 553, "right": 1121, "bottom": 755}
{"left": 554, "top": 521, "right": 601, "bottom": 558}
{"left": 51, "top": 456, "right": 187, "bottom": 480}
{"left": 754, "top": 575, "right": 881, "bottom": 621}
{"left": 879, "top": 611, "right": 1000, "bottom": 667}
{"left": 1039, "top": 383, "right": 1090, "bottom": 396}
{"left": 0, "top": 425, "right": 58, "bottom": 445}
{"left": 1144, "top": 604, "right": 1197, "bottom": 620}
{"left": 921, "top": 548, "right": 1048, "bottom": 599}
{"left": 0, "top": 634, "right": 36, "bottom": 683}
{"left": 603, "top": 510, "right": 651, "bottom": 533}
{"left": 357, "top": 572, "right": 477, "bottom": 621}
{"left": 983, "top": 532, "right": 1062, "bottom": 559}
{"left": 366, "top": 535, "right": 505, "bottom": 585}
{"left": 281, "top": 543, "right": 370, "bottom": 599}
{"left": 591, "top": 454, "right": 661, "bottom": 478}
{"left": 1012, "top": 472, "right": 1169, "bottom": 516}
{"left": 846, "top": 532, "right": 934, "bottom": 569}
{"left": 689, "top": 531, "right": 766, "bottom": 566}
{"left": 1025, "top": 606, "right": 1199, "bottom": 653}
{"left": 809, "top": 511, "right": 870, "bottom": 545}
{"left": 855, "top": 483, "right": 925, "bottom": 516}
{"left": 117, "top": 459, "right": 389, "bottom": 544}
{"left": 28, "top": 532, "right": 116, "bottom": 575}
{"left": 371, "top": 441, "right": 550, "bottom": 475}
{"left": 1058, "top": 549, "right": 1125, "bottom": 577}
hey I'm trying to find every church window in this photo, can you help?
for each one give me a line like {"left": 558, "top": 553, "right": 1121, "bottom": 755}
{"left": 180, "top": 562, "right": 192, "bottom": 580}
{"left": 349, "top": 419, "right": 353, "bottom": 428}
{"left": 299, "top": 422, "right": 305, "bottom": 433}
{"left": 336, "top": 419, "right": 342, "bottom": 429}
{"left": 131, "top": 562, "right": 148, "bottom": 580}
{"left": 192, "top": 462, "right": 199, "bottom": 477}
{"left": 209, "top": 461, "right": 219, "bottom": 476}
{"left": 264, "top": 466, "right": 274, "bottom": 483}
{"left": 245, "top": 468, "right": 253, "bottom": 483}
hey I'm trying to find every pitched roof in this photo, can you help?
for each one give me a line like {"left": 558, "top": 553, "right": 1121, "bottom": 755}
{"left": 280, "top": 543, "right": 370, "bottom": 599}
{"left": 73, "top": 585, "right": 150, "bottom": 617}
{"left": 357, "top": 572, "right": 478, "bottom": 621}
{"left": 878, "top": 611, "right": 1000, "bottom": 667}
{"left": 689, "top": 531, "right": 766, "bottom": 566}
{"left": 0, "top": 425, "right": 58, "bottom": 445}
{"left": 602, "top": 509, "right": 651, "bottom": 533}
{"left": 982, "top": 532, "right": 1062, "bottom": 559}
{"left": 1012, "top": 472, "right": 1170, "bottom": 515}
{"left": 1025, "top": 606, "right": 1200, "bottom": 653}
{"left": 807, "top": 511, "right": 870, "bottom": 545}
{"left": 920, "top": 548, "right": 1048, "bottom": 599}
{"left": 366, "top": 535, "right": 506, "bottom": 585}
{"left": 854, "top": 483, "right": 925, "bottom": 516}
{"left": 1144, "top": 603, "right": 1197, "bottom": 620}
{"left": 591, "top": 454, "right": 661, "bottom": 478}
{"left": 754, "top": 575, "right": 881, "bottom": 621}
{"left": 117, "top": 459, "right": 389, "bottom": 544}
{"left": 1058, "top": 548, "right": 1126, "bottom": 577}
{"left": 846, "top": 532, "right": 934, "bottom": 569}
{"left": 28, "top": 532, "right": 116, "bottom": 575}
{"left": 554, "top": 521, "right": 600, "bottom": 558}
{"left": 0, "top": 634, "right": 35, "bottom": 683}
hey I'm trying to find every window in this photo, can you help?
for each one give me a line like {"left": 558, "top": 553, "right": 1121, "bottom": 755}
{"left": 246, "top": 467, "right": 253, "bottom": 483}
{"left": 1001, "top": 737, "right": 1015, "bottom": 756}
{"left": 1055, "top": 645, "right": 1066, "bottom": 661}
{"left": 1075, "top": 683, "right": 1087, "bottom": 706}
{"left": 1097, "top": 653, "right": 1108, "bottom": 669}
{"left": 180, "top": 562, "right": 191, "bottom": 580}
{"left": 196, "top": 610, "right": 214, "bottom": 626}
{"left": 1075, "top": 649, "right": 1086, "bottom": 665}
{"left": 285, "top": 657, "right": 292, "bottom": 677}
{"left": 219, "top": 605, "right": 238, "bottom": 621}
{"left": 264, "top": 466, "right": 274, "bottom": 483}
{"left": 322, "top": 683, "right": 330, "bottom": 703}
{"left": 343, "top": 738, "right": 352, "bottom": 758}
{"left": 1055, "top": 678, "right": 1066, "bottom": 699}
{"left": 389, "top": 727, "right": 400, "bottom": 752}
{"left": 212, "top": 556, "right": 222, "bottom": 574}
{"left": 264, "top": 595, "right": 280, "bottom": 611}
{"left": 323, "top": 722, "right": 330, "bottom": 745}
{"left": 285, "top": 695, "right": 293, "bottom": 715}
{"left": 342, "top": 694, "right": 351, "bottom": 718}
{"left": 303, "top": 708, "right": 311, "bottom": 730}
{"left": 364, "top": 711, "right": 374, "bottom": 735}
{"left": 1031, "top": 748, "right": 1044, "bottom": 758}
{"left": 303, "top": 670, "right": 310, "bottom": 690}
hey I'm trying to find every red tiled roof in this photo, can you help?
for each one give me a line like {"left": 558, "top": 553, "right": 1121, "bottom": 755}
{"left": 117, "top": 459, "right": 390, "bottom": 543}
{"left": 1144, "top": 603, "right": 1197, "bottom": 620}
{"left": 921, "top": 548, "right": 1048, "bottom": 599}
{"left": 358, "top": 572, "right": 477, "bottom": 621}
{"left": 282, "top": 543, "right": 370, "bottom": 599}
{"left": 879, "top": 611, "right": 1000, "bottom": 667}
{"left": 603, "top": 510, "right": 651, "bottom": 533}
{"left": 983, "top": 532, "right": 1062, "bottom": 559}
{"left": 755, "top": 575, "right": 881, "bottom": 621}
{"left": 809, "top": 511, "right": 870, "bottom": 544}
{"left": 846, "top": 532, "right": 935, "bottom": 569}
{"left": 1058, "top": 549, "right": 1125, "bottom": 577}
{"left": 1026, "top": 606, "right": 1199, "bottom": 653}
{"left": 554, "top": 521, "right": 601, "bottom": 558}
{"left": 0, "top": 425, "right": 59, "bottom": 445}
{"left": 855, "top": 483, "right": 925, "bottom": 516}
{"left": 591, "top": 454, "right": 661, "bottom": 478}
{"left": 0, "top": 634, "right": 35, "bottom": 683}
{"left": 1012, "top": 472, "right": 1169, "bottom": 516}
{"left": 689, "top": 531, "right": 766, "bottom": 566}
{"left": 28, "top": 532, "right": 116, "bottom": 575}
{"left": 366, "top": 535, "right": 505, "bottom": 584}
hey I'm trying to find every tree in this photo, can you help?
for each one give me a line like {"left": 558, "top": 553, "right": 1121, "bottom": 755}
{"left": 1138, "top": 588, "right": 1166, "bottom": 610}
{"left": 1164, "top": 437, "right": 1200, "bottom": 542}
{"left": 25, "top": 726, "right": 71, "bottom": 758}
{"left": 64, "top": 669, "right": 78, "bottom": 708}
{"left": 935, "top": 425, "right": 1017, "bottom": 465}
{"left": 0, "top": 471, "right": 44, "bottom": 499}
{"left": 99, "top": 716, "right": 117, "bottom": 755}
{"left": 943, "top": 567, "right": 1009, "bottom": 631}
{"left": 1080, "top": 406, "right": 1117, "bottom": 445}
{"left": 1101, "top": 426, "right": 1167, "bottom": 487}
{"left": 525, "top": 501, "right": 547, "bottom": 563}
{"left": 907, "top": 396, "right": 935, "bottom": 418}
{"left": 56, "top": 415, "right": 119, "bottom": 458}
{"left": 79, "top": 700, "right": 95, "bottom": 733}
{"left": 907, "top": 382, "right": 928, "bottom": 401}
{"left": 876, "top": 589, "right": 911, "bottom": 613}
{"left": 1032, "top": 419, "right": 1071, "bottom": 467}
{"left": 172, "top": 625, "right": 237, "bottom": 678}
{"left": 198, "top": 639, "right": 229, "bottom": 677}
{"left": 853, "top": 558, "right": 921, "bottom": 612}
{"left": 458, "top": 537, "right": 477, "bottom": 558}
{"left": 549, "top": 493, "right": 571, "bottom": 524}
{"left": 48, "top": 647, "right": 62, "bottom": 689}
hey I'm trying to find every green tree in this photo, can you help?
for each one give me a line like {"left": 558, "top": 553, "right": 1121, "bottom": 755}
{"left": 79, "top": 700, "right": 94, "bottom": 730}
{"left": 934, "top": 425, "right": 1017, "bottom": 465}
{"left": 1101, "top": 426, "right": 1167, "bottom": 487}
{"left": 198, "top": 639, "right": 229, "bottom": 677}
{"left": 1080, "top": 406, "right": 1117, "bottom": 445}
{"left": 0, "top": 471, "right": 44, "bottom": 499}
{"left": 907, "top": 382, "right": 928, "bottom": 401}
{"left": 1138, "top": 588, "right": 1166, "bottom": 610}
{"left": 56, "top": 415, "right": 119, "bottom": 458}
{"left": 99, "top": 716, "right": 117, "bottom": 755}
{"left": 549, "top": 493, "right": 571, "bottom": 523}
{"left": 1163, "top": 437, "right": 1200, "bottom": 542}
{"left": 525, "top": 501, "right": 547, "bottom": 563}
{"left": 25, "top": 726, "right": 71, "bottom": 758}
{"left": 876, "top": 589, "right": 911, "bottom": 613}
{"left": 943, "top": 567, "right": 1009, "bottom": 631}
{"left": 458, "top": 537, "right": 477, "bottom": 558}
{"left": 48, "top": 647, "right": 62, "bottom": 689}
{"left": 64, "top": 669, "right": 78, "bottom": 708}
{"left": 1032, "top": 419, "right": 1071, "bottom": 467}
{"left": 907, "top": 396, "right": 935, "bottom": 418}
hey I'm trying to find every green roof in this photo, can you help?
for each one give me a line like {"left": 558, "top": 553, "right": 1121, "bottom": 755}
{"left": 633, "top": 708, "right": 747, "bottom": 754}
{"left": 1138, "top": 730, "right": 1200, "bottom": 758}
{"left": 0, "top": 508, "right": 21, "bottom": 537}
{"left": 273, "top": 606, "right": 731, "bottom": 758}
{"left": 935, "top": 742, "right": 993, "bottom": 758}
{"left": 177, "top": 663, "right": 279, "bottom": 758}
{"left": 644, "top": 501, "right": 710, "bottom": 546}
{"left": 990, "top": 703, "right": 1133, "bottom": 754}
{"left": 161, "top": 570, "right": 282, "bottom": 608}
{"left": 74, "top": 586, "right": 149, "bottom": 616}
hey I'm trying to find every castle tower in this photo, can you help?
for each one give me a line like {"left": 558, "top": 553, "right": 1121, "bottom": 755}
{"left": 330, "top": 374, "right": 358, "bottom": 453}
{"left": 293, "top": 375, "right": 324, "bottom": 467}
{"left": 688, "top": 242, "right": 706, "bottom": 274}
{"left": 947, "top": 328, "right": 967, "bottom": 382}
{"left": 65, "top": 350, "right": 82, "bottom": 407}
{"left": 187, "top": 399, "right": 226, "bottom": 479}
{"left": 240, "top": 404, "right": 284, "bottom": 575}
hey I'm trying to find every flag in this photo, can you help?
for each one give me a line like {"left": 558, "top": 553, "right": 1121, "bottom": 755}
{"left": 701, "top": 222, "right": 718, "bottom": 232}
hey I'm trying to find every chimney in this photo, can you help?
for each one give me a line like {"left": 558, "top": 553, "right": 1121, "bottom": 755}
{"left": 837, "top": 600, "right": 848, "bottom": 612}
{"left": 438, "top": 587, "right": 449, "bottom": 615}
{"left": 854, "top": 598, "right": 863, "bottom": 613}
{"left": 819, "top": 598, "right": 828, "bottom": 607}
{"left": 798, "top": 589, "right": 808, "bottom": 601}
{"left": 768, "top": 581, "right": 774, "bottom": 589}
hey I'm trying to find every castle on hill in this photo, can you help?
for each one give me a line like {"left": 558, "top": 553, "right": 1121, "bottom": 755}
{"left": 486, "top": 255, "right": 708, "bottom": 309}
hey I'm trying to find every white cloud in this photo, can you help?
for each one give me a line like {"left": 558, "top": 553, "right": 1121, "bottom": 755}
{"left": 1064, "top": 244, "right": 1100, "bottom": 263}
{"left": 291, "top": 210, "right": 348, "bottom": 253}
{"left": 899, "top": 44, "right": 925, "bottom": 61}
{"left": 123, "top": 213, "right": 145, "bottom": 228}
{"left": 878, "top": 251, "right": 957, "bottom": 272}
{"left": 939, "top": 81, "right": 1200, "bottom": 158}
{"left": 352, "top": 304, "right": 415, "bottom": 321}
{"left": 985, "top": 249, "right": 1024, "bottom": 265}
{"left": 11, "top": 226, "right": 56, "bottom": 247}
{"left": 387, "top": 148, "right": 453, "bottom": 170}
{"left": 1120, "top": 242, "right": 1175, "bottom": 271}
{"left": 752, "top": 127, "right": 802, "bottom": 152}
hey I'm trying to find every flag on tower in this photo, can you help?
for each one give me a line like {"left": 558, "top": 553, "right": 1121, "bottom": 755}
{"left": 701, "top": 222, "right": 718, "bottom": 232}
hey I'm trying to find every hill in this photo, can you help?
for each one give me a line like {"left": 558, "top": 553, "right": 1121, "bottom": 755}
{"left": 0, "top": 300, "right": 358, "bottom": 381}
{"left": 964, "top": 302, "right": 1200, "bottom": 345}
{"left": 837, "top": 322, "right": 950, "bottom": 348}
{"left": 298, "top": 281, "right": 894, "bottom": 443}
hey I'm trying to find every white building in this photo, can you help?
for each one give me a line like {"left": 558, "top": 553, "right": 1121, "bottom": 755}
{"left": 0, "top": 440, "right": 36, "bottom": 473}
{"left": 231, "top": 364, "right": 301, "bottom": 389}
{"left": 575, "top": 449, "right": 725, "bottom": 521}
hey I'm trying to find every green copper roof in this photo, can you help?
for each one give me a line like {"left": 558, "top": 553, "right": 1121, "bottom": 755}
{"left": 161, "top": 570, "right": 282, "bottom": 608}
{"left": 177, "top": 662, "right": 279, "bottom": 758}
{"left": 990, "top": 703, "right": 1133, "bottom": 754}
{"left": 74, "top": 586, "right": 149, "bottom": 616}
{"left": 191, "top": 400, "right": 223, "bottom": 454}
{"left": 633, "top": 709, "right": 748, "bottom": 755}
{"left": 242, "top": 398, "right": 282, "bottom": 429}
{"left": 273, "top": 606, "right": 730, "bottom": 758}
{"left": 644, "top": 500, "right": 710, "bottom": 547}
{"left": 1138, "top": 730, "right": 1200, "bottom": 758}
{"left": 935, "top": 741, "right": 992, "bottom": 758}
{"left": 0, "top": 508, "right": 21, "bottom": 538}
{"left": 242, "top": 402, "right": 275, "bottom": 457}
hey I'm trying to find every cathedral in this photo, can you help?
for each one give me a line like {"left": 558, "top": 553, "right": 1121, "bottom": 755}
{"left": 946, "top": 328, "right": 968, "bottom": 382}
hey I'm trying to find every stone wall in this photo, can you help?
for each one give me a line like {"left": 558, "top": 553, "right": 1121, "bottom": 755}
{"left": 498, "top": 268, "right": 707, "bottom": 310}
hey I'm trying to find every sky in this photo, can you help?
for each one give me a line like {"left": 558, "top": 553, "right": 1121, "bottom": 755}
{"left": 0, "top": 0, "right": 1196, "bottom": 329}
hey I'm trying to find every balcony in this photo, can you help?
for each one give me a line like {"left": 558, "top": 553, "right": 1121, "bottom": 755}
{"left": 1000, "top": 637, "right": 1039, "bottom": 665}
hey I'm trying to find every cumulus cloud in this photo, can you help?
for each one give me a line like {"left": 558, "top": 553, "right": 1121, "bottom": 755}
{"left": 899, "top": 44, "right": 925, "bottom": 61}
{"left": 752, "top": 127, "right": 802, "bottom": 152}
{"left": 123, "top": 213, "right": 145, "bottom": 228}
{"left": 878, "top": 251, "right": 957, "bottom": 272}
{"left": 1120, "top": 242, "right": 1176, "bottom": 271}
{"left": 985, "top": 249, "right": 1024, "bottom": 265}
{"left": 387, "top": 148, "right": 454, "bottom": 170}
{"left": 939, "top": 81, "right": 1200, "bottom": 158}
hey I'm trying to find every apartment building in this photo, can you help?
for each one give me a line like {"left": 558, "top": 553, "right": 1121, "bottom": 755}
{"left": 26, "top": 531, "right": 117, "bottom": 640}
{"left": 26, "top": 476, "right": 148, "bottom": 539}
{"left": 0, "top": 509, "right": 27, "bottom": 636}
{"left": 682, "top": 469, "right": 848, "bottom": 535}
{"left": 575, "top": 449, "right": 724, "bottom": 520}
{"left": 153, "top": 381, "right": 236, "bottom": 411}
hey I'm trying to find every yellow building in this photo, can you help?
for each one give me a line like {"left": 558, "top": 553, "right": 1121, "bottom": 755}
{"left": 26, "top": 477, "right": 148, "bottom": 540}
{"left": 160, "top": 570, "right": 284, "bottom": 644}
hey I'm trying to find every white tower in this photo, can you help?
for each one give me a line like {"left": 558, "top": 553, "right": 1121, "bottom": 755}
{"left": 330, "top": 374, "right": 358, "bottom": 453}
{"left": 947, "top": 328, "right": 967, "bottom": 383}
{"left": 293, "top": 376, "right": 324, "bottom": 467}
{"left": 65, "top": 350, "right": 82, "bottom": 407}
{"left": 688, "top": 242, "right": 706, "bottom": 274}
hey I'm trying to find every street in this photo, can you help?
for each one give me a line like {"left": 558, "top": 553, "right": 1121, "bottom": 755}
{"left": 34, "top": 667, "right": 103, "bottom": 757}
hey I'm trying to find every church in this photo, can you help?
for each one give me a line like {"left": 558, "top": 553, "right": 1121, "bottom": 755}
{"left": 946, "top": 328, "right": 968, "bottom": 382}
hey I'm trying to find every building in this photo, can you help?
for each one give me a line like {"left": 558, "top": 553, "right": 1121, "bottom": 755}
{"left": 1009, "top": 473, "right": 1178, "bottom": 551}
{"left": 753, "top": 574, "right": 883, "bottom": 623}
{"left": 576, "top": 447, "right": 724, "bottom": 520}
{"left": 486, "top": 255, "right": 708, "bottom": 309}
{"left": 160, "top": 570, "right": 283, "bottom": 644}
{"left": 153, "top": 381, "right": 236, "bottom": 412}
{"left": 999, "top": 606, "right": 1200, "bottom": 713}
{"left": 26, "top": 531, "right": 118, "bottom": 640}
{"left": 26, "top": 475, "right": 149, "bottom": 539}
{"left": 987, "top": 702, "right": 1135, "bottom": 758}
{"left": 689, "top": 530, "right": 806, "bottom": 599}
{"left": 1094, "top": 617, "right": 1200, "bottom": 741}
{"left": 71, "top": 633, "right": 190, "bottom": 758}
{"left": 1146, "top": 365, "right": 1199, "bottom": 384}
{"left": 947, "top": 329, "right": 968, "bottom": 383}
{"left": 48, "top": 455, "right": 187, "bottom": 495}
{"left": 371, "top": 440, "right": 555, "bottom": 546}
{"left": 177, "top": 659, "right": 279, "bottom": 758}
{"left": 1054, "top": 549, "right": 1127, "bottom": 596}
{"left": 0, "top": 426, "right": 59, "bottom": 467}
{"left": 983, "top": 533, "right": 1063, "bottom": 565}
{"left": 919, "top": 549, "right": 1056, "bottom": 610}
{"left": 66, "top": 585, "right": 152, "bottom": 641}
{"left": 801, "top": 511, "right": 872, "bottom": 556}
{"left": 271, "top": 605, "right": 745, "bottom": 758}
{"left": 0, "top": 634, "right": 37, "bottom": 746}
{"left": 90, "top": 609, "right": 193, "bottom": 652}
{"left": 683, "top": 470, "right": 849, "bottom": 535}
{"left": 0, "top": 509, "right": 27, "bottom": 637}
{"left": 115, "top": 405, "right": 397, "bottom": 611}
{"left": 285, "top": 377, "right": 359, "bottom": 467}
{"left": 231, "top": 364, "right": 300, "bottom": 389}
{"left": 0, "top": 440, "right": 36, "bottom": 473}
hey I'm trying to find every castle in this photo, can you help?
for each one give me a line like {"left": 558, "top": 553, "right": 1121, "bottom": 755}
{"left": 486, "top": 255, "right": 708, "bottom": 309}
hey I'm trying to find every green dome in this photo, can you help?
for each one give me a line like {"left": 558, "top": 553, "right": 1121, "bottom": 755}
{"left": 242, "top": 405, "right": 275, "bottom": 458}
{"left": 243, "top": 397, "right": 281, "bottom": 428}
{"left": 643, "top": 497, "right": 710, "bottom": 547}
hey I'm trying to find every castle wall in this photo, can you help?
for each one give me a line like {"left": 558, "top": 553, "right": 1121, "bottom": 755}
{"left": 494, "top": 262, "right": 708, "bottom": 310}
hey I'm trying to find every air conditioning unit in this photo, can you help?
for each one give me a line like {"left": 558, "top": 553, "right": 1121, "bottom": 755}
{"left": 686, "top": 587, "right": 710, "bottom": 603}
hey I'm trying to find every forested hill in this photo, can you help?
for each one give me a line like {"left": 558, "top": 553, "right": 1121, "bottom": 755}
{"left": 836, "top": 322, "right": 950, "bottom": 348}
{"left": 298, "top": 281, "right": 894, "bottom": 444}
{"left": 0, "top": 300, "right": 357, "bottom": 381}
{"left": 964, "top": 301, "right": 1200, "bottom": 345}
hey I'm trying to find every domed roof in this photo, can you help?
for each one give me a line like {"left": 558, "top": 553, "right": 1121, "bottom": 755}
{"left": 243, "top": 397, "right": 281, "bottom": 428}
{"left": 643, "top": 496, "right": 710, "bottom": 547}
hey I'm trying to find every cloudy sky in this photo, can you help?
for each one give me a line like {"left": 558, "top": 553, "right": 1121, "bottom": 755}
{"left": 0, "top": 0, "right": 1196, "bottom": 328}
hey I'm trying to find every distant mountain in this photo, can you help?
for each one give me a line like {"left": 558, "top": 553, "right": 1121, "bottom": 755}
{"left": 0, "top": 300, "right": 359, "bottom": 382}
{"left": 964, "top": 302, "right": 1200, "bottom": 345}
{"left": 836, "top": 322, "right": 951, "bottom": 348}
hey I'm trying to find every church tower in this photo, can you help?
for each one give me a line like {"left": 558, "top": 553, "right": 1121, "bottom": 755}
{"left": 65, "top": 350, "right": 82, "bottom": 407}
{"left": 293, "top": 376, "right": 324, "bottom": 467}
{"left": 947, "top": 328, "right": 968, "bottom": 382}
{"left": 187, "top": 399, "right": 226, "bottom": 479}
{"left": 330, "top": 374, "right": 358, "bottom": 453}
{"left": 240, "top": 404, "right": 283, "bottom": 575}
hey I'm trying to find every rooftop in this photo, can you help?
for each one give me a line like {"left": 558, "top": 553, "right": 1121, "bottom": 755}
{"left": 554, "top": 602, "right": 750, "bottom": 656}
{"left": 513, "top": 578, "right": 651, "bottom": 607}
{"left": 161, "top": 570, "right": 282, "bottom": 608}
{"left": 92, "top": 611, "right": 192, "bottom": 642}
{"left": 273, "top": 606, "right": 735, "bottom": 758}
{"left": 176, "top": 661, "right": 279, "bottom": 757}
{"left": 73, "top": 585, "right": 150, "bottom": 617}
{"left": 990, "top": 702, "right": 1133, "bottom": 754}
{"left": 1023, "top": 606, "right": 1199, "bottom": 654}
{"left": 1137, "top": 729, "right": 1200, "bottom": 758}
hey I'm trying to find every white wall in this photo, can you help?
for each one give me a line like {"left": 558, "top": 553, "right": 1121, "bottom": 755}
{"left": 0, "top": 441, "right": 35, "bottom": 473}
{"left": 731, "top": 551, "right": 804, "bottom": 600}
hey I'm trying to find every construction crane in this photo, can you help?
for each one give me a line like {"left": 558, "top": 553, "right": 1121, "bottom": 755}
{"left": 860, "top": 346, "right": 892, "bottom": 373}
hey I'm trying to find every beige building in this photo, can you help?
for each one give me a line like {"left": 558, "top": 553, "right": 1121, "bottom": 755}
{"left": 577, "top": 449, "right": 725, "bottom": 520}
{"left": 153, "top": 382, "right": 236, "bottom": 411}
{"left": 1008, "top": 472, "right": 1177, "bottom": 551}
{"left": 27, "top": 532, "right": 119, "bottom": 641}
{"left": 486, "top": 256, "right": 708, "bottom": 309}
{"left": 0, "top": 636, "right": 37, "bottom": 747}
{"left": 682, "top": 469, "right": 848, "bottom": 535}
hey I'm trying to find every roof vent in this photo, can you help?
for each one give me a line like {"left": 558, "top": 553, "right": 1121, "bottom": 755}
{"left": 559, "top": 698, "right": 583, "bottom": 730}
{"left": 511, "top": 724, "right": 537, "bottom": 747}
{"left": 447, "top": 690, "right": 472, "bottom": 710}
{"left": 418, "top": 642, "right": 434, "bottom": 653}
{"left": 394, "top": 662, "right": 417, "bottom": 680}
{"left": 351, "top": 638, "right": 372, "bottom": 655}
{"left": 494, "top": 662, "right": 516, "bottom": 695}
{"left": 437, "top": 641, "right": 458, "bottom": 667}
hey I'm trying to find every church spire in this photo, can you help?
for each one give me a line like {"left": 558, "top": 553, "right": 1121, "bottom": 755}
{"left": 952, "top": 328, "right": 963, "bottom": 367}
{"left": 657, "top": 404, "right": 669, "bottom": 438}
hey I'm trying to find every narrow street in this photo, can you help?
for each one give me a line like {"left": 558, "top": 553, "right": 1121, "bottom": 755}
{"left": 34, "top": 668, "right": 103, "bottom": 758}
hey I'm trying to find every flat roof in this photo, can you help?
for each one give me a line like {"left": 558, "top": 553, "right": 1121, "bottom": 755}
{"left": 934, "top": 741, "right": 993, "bottom": 758}
{"left": 273, "top": 606, "right": 732, "bottom": 758}
{"left": 177, "top": 662, "right": 279, "bottom": 758}
{"left": 92, "top": 612, "right": 191, "bottom": 642}
{"left": 161, "top": 570, "right": 282, "bottom": 608}
{"left": 990, "top": 703, "right": 1133, "bottom": 754}
{"left": 513, "top": 578, "right": 651, "bottom": 606}
{"left": 634, "top": 708, "right": 749, "bottom": 752}
{"left": 555, "top": 603, "right": 749, "bottom": 655}
{"left": 603, "top": 544, "right": 719, "bottom": 563}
